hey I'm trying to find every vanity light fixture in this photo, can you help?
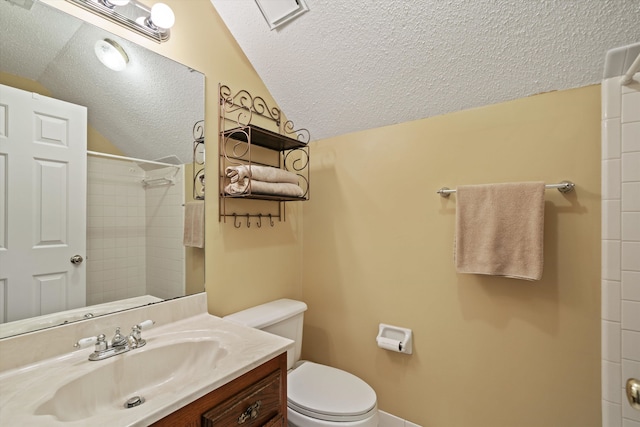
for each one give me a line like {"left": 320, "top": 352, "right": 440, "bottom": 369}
{"left": 65, "top": 0, "right": 175, "bottom": 43}
{"left": 95, "top": 38, "right": 129, "bottom": 71}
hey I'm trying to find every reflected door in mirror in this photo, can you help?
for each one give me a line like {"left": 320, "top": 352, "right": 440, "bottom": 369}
{"left": 0, "top": 84, "right": 87, "bottom": 323}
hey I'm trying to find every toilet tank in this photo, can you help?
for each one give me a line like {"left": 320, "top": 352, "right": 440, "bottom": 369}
{"left": 223, "top": 299, "right": 307, "bottom": 369}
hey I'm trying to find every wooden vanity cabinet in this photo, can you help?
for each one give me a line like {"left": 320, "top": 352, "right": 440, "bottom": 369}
{"left": 151, "top": 352, "right": 287, "bottom": 426}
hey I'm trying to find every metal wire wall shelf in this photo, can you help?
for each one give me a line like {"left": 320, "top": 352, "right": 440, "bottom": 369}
{"left": 218, "top": 84, "right": 310, "bottom": 226}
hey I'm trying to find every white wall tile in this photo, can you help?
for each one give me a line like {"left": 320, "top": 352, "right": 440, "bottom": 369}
{"left": 623, "top": 152, "right": 640, "bottom": 182}
{"left": 623, "top": 271, "right": 640, "bottom": 302}
{"left": 378, "top": 411, "right": 404, "bottom": 427}
{"left": 622, "top": 360, "right": 640, "bottom": 422}
{"left": 622, "top": 242, "right": 640, "bottom": 271}
{"left": 623, "top": 183, "right": 640, "bottom": 211}
{"left": 604, "top": 360, "right": 623, "bottom": 403}
{"left": 605, "top": 159, "right": 622, "bottom": 199}
{"left": 604, "top": 400, "right": 623, "bottom": 427}
{"left": 604, "top": 281, "right": 623, "bottom": 321}
{"left": 622, "top": 330, "right": 640, "bottom": 361}
{"left": 605, "top": 118, "right": 623, "bottom": 159}
{"left": 623, "top": 418, "right": 640, "bottom": 427}
{"left": 623, "top": 359, "right": 640, "bottom": 383}
{"left": 604, "top": 320, "right": 622, "bottom": 361}
{"left": 622, "top": 91, "right": 640, "bottom": 123}
{"left": 623, "top": 301, "right": 640, "bottom": 331}
{"left": 605, "top": 200, "right": 622, "bottom": 240}
{"left": 604, "top": 240, "right": 622, "bottom": 281}
{"left": 604, "top": 78, "right": 623, "bottom": 119}
{"left": 603, "top": 68, "right": 640, "bottom": 427}
{"left": 623, "top": 213, "right": 640, "bottom": 242}
{"left": 623, "top": 122, "right": 640, "bottom": 153}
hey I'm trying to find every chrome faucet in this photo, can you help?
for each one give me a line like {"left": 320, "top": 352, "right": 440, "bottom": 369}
{"left": 74, "top": 320, "right": 155, "bottom": 361}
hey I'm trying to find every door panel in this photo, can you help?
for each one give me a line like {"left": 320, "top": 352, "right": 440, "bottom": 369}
{"left": 0, "top": 84, "right": 87, "bottom": 323}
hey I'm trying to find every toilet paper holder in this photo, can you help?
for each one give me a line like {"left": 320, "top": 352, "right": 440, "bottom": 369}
{"left": 376, "top": 323, "right": 412, "bottom": 354}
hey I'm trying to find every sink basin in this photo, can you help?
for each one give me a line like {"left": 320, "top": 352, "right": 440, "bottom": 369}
{"left": 34, "top": 337, "right": 228, "bottom": 422}
{"left": 0, "top": 309, "right": 292, "bottom": 426}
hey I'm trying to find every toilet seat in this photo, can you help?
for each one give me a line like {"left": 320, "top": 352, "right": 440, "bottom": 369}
{"left": 287, "top": 362, "right": 377, "bottom": 422}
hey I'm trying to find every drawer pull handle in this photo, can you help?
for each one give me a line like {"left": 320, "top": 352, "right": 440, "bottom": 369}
{"left": 237, "top": 400, "right": 261, "bottom": 424}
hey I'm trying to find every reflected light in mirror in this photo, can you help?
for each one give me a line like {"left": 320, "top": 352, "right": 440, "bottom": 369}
{"left": 94, "top": 38, "right": 129, "bottom": 71}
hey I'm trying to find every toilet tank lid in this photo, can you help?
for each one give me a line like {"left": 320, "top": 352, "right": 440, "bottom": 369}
{"left": 223, "top": 299, "right": 308, "bottom": 329}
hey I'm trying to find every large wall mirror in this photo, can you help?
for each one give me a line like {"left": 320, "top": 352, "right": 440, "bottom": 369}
{"left": 0, "top": 0, "right": 205, "bottom": 338}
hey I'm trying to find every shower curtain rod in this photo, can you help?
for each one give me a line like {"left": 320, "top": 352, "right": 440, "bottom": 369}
{"left": 621, "top": 52, "right": 640, "bottom": 86}
{"left": 87, "top": 150, "right": 179, "bottom": 168}
{"left": 436, "top": 181, "right": 575, "bottom": 198}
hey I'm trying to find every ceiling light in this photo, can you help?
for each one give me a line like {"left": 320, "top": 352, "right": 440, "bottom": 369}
{"left": 148, "top": 3, "right": 175, "bottom": 30}
{"left": 65, "top": 0, "right": 175, "bottom": 43}
{"left": 94, "top": 38, "right": 129, "bottom": 71}
{"left": 100, "top": 0, "right": 130, "bottom": 7}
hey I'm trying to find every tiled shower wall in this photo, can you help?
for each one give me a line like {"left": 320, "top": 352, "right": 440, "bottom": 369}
{"left": 144, "top": 167, "right": 186, "bottom": 300}
{"left": 601, "top": 73, "right": 640, "bottom": 427}
{"left": 86, "top": 157, "right": 184, "bottom": 305}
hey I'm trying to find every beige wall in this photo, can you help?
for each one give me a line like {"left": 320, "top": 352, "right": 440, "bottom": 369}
{"left": 36, "top": 2, "right": 601, "bottom": 425}
{"left": 0, "top": 72, "right": 123, "bottom": 155}
{"left": 302, "top": 85, "right": 602, "bottom": 427}
{"left": 42, "top": 0, "right": 304, "bottom": 315}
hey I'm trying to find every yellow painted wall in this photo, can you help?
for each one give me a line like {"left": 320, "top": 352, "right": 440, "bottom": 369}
{"left": 301, "top": 85, "right": 601, "bottom": 427}
{"left": 41, "top": 0, "right": 303, "bottom": 314}
{"left": 39, "top": 2, "right": 601, "bottom": 425}
{"left": 0, "top": 72, "right": 123, "bottom": 155}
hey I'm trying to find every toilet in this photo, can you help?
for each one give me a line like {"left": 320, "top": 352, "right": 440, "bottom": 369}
{"left": 223, "top": 299, "right": 378, "bottom": 427}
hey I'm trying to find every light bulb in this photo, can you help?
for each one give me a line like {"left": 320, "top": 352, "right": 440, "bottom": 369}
{"left": 150, "top": 3, "right": 175, "bottom": 30}
{"left": 94, "top": 39, "right": 129, "bottom": 71}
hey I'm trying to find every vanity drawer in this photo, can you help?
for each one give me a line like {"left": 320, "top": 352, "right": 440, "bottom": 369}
{"left": 150, "top": 352, "right": 286, "bottom": 427}
{"left": 202, "top": 370, "right": 282, "bottom": 426}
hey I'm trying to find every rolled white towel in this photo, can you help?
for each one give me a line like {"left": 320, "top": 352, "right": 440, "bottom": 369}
{"left": 225, "top": 165, "right": 299, "bottom": 185}
{"left": 224, "top": 178, "right": 304, "bottom": 198}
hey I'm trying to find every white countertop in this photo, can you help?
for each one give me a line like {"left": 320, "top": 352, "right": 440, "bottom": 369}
{"left": 0, "top": 312, "right": 292, "bottom": 426}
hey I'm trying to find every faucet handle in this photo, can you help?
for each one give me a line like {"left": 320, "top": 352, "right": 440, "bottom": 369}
{"left": 130, "top": 320, "right": 154, "bottom": 348}
{"left": 74, "top": 335, "right": 97, "bottom": 349}
{"left": 137, "top": 319, "right": 155, "bottom": 330}
{"left": 74, "top": 334, "right": 107, "bottom": 351}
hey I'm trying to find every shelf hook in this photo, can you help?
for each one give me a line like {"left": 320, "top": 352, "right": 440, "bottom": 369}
{"left": 257, "top": 214, "right": 262, "bottom": 228}
{"left": 233, "top": 214, "right": 241, "bottom": 228}
{"left": 269, "top": 214, "right": 274, "bottom": 227}
{"left": 246, "top": 214, "right": 251, "bottom": 228}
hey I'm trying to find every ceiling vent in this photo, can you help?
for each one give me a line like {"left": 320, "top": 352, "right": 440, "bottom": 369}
{"left": 255, "top": 0, "right": 308, "bottom": 30}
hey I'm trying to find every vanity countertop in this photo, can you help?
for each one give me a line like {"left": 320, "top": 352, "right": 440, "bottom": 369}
{"left": 0, "top": 312, "right": 292, "bottom": 426}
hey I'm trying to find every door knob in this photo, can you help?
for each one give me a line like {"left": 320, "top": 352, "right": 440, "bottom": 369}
{"left": 628, "top": 378, "right": 640, "bottom": 411}
{"left": 70, "top": 255, "right": 84, "bottom": 265}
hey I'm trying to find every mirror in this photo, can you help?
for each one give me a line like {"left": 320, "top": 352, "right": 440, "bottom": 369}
{"left": 0, "top": 0, "right": 205, "bottom": 338}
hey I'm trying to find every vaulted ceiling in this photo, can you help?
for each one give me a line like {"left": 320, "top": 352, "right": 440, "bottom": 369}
{"left": 212, "top": 0, "right": 640, "bottom": 141}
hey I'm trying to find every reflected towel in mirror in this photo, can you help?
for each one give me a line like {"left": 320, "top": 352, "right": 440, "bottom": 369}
{"left": 183, "top": 201, "right": 204, "bottom": 248}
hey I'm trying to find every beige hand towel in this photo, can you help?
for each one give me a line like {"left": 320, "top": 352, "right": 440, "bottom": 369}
{"left": 454, "top": 181, "right": 545, "bottom": 280}
{"left": 224, "top": 178, "right": 304, "bottom": 198}
{"left": 225, "top": 165, "right": 299, "bottom": 185}
{"left": 183, "top": 201, "right": 204, "bottom": 248}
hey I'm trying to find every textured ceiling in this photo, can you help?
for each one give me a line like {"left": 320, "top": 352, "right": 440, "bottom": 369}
{"left": 212, "top": 0, "right": 640, "bottom": 141}
{"left": 0, "top": 0, "right": 204, "bottom": 164}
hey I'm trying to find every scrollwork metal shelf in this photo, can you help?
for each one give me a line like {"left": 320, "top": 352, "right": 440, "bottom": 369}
{"left": 218, "top": 84, "right": 310, "bottom": 227}
{"left": 192, "top": 120, "right": 205, "bottom": 201}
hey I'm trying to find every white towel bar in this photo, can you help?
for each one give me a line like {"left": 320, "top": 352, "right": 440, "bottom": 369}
{"left": 436, "top": 181, "right": 575, "bottom": 198}
{"left": 621, "top": 52, "right": 640, "bottom": 86}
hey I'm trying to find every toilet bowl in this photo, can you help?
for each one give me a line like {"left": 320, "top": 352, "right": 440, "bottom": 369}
{"left": 223, "top": 299, "right": 378, "bottom": 427}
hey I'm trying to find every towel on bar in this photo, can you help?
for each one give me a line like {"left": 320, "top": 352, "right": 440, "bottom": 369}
{"left": 224, "top": 178, "right": 304, "bottom": 198}
{"left": 454, "top": 181, "right": 545, "bottom": 281}
{"left": 183, "top": 201, "right": 204, "bottom": 248}
{"left": 225, "top": 165, "right": 299, "bottom": 185}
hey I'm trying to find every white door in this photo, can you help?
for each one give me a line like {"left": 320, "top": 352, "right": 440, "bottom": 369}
{"left": 0, "top": 84, "right": 87, "bottom": 323}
